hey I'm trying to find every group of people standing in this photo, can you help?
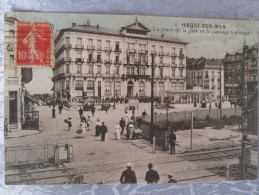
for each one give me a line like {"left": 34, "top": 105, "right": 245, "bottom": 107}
{"left": 120, "top": 162, "right": 176, "bottom": 184}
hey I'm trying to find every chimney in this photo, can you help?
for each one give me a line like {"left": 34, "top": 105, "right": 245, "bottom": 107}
{"left": 161, "top": 34, "right": 164, "bottom": 38}
{"left": 97, "top": 25, "right": 99, "bottom": 30}
{"left": 72, "top": 23, "right": 76, "bottom": 27}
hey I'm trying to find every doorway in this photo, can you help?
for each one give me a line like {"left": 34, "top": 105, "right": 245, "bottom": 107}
{"left": 9, "top": 91, "right": 18, "bottom": 124}
{"left": 127, "top": 81, "right": 134, "bottom": 97}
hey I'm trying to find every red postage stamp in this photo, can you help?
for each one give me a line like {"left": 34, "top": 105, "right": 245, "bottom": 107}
{"left": 16, "top": 22, "right": 53, "bottom": 67}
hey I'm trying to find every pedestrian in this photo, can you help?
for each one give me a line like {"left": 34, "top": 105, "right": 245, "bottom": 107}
{"left": 4, "top": 118, "right": 8, "bottom": 137}
{"left": 120, "top": 163, "right": 137, "bottom": 184}
{"left": 209, "top": 103, "right": 211, "bottom": 111}
{"left": 79, "top": 107, "right": 83, "bottom": 119}
{"left": 142, "top": 110, "right": 147, "bottom": 119}
{"left": 52, "top": 107, "right": 56, "bottom": 118}
{"left": 145, "top": 163, "right": 160, "bottom": 184}
{"left": 67, "top": 117, "right": 72, "bottom": 131}
{"left": 95, "top": 118, "right": 101, "bottom": 137}
{"left": 86, "top": 116, "right": 92, "bottom": 131}
{"left": 91, "top": 105, "right": 95, "bottom": 117}
{"left": 105, "top": 107, "right": 108, "bottom": 114}
{"left": 167, "top": 174, "right": 177, "bottom": 183}
{"left": 58, "top": 104, "right": 62, "bottom": 114}
{"left": 124, "top": 111, "right": 129, "bottom": 127}
{"left": 119, "top": 117, "right": 126, "bottom": 135}
{"left": 114, "top": 122, "right": 121, "bottom": 140}
{"left": 215, "top": 101, "right": 218, "bottom": 108}
{"left": 78, "top": 121, "right": 86, "bottom": 138}
{"left": 81, "top": 115, "right": 86, "bottom": 123}
{"left": 169, "top": 131, "right": 176, "bottom": 154}
{"left": 100, "top": 122, "right": 108, "bottom": 141}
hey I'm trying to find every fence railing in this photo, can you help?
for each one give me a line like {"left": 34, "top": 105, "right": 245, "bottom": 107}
{"left": 145, "top": 108, "right": 242, "bottom": 125}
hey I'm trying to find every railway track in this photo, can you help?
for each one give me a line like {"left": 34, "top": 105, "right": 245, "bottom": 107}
{"left": 178, "top": 147, "right": 242, "bottom": 161}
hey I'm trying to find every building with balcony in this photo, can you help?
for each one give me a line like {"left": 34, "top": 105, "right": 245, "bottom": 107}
{"left": 52, "top": 19, "right": 187, "bottom": 100}
{"left": 224, "top": 43, "right": 258, "bottom": 101}
{"left": 186, "top": 57, "right": 224, "bottom": 99}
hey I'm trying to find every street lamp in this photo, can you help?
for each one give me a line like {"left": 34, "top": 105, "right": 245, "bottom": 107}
{"left": 150, "top": 54, "right": 155, "bottom": 144}
{"left": 219, "top": 64, "right": 222, "bottom": 120}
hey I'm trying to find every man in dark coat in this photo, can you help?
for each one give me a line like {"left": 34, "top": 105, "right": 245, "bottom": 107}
{"left": 142, "top": 110, "right": 147, "bottom": 118}
{"left": 81, "top": 115, "right": 86, "bottom": 123}
{"left": 120, "top": 163, "right": 137, "bottom": 184}
{"left": 91, "top": 105, "right": 95, "bottom": 117}
{"left": 79, "top": 107, "right": 83, "bottom": 119}
{"left": 145, "top": 163, "right": 160, "bottom": 184}
{"left": 169, "top": 131, "right": 176, "bottom": 154}
{"left": 119, "top": 117, "right": 126, "bottom": 135}
{"left": 100, "top": 122, "right": 108, "bottom": 141}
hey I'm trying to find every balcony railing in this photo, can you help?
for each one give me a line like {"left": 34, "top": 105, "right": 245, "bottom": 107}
{"left": 164, "top": 63, "right": 170, "bottom": 67}
{"left": 95, "top": 59, "right": 103, "bottom": 63}
{"left": 87, "top": 59, "right": 95, "bottom": 64}
{"left": 104, "top": 59, "right": 112, "bottom": 64}
{"left": 178, "top": 64, "right": 185, "bottom": 69}
{"left": 126, "top": 49, "right": 136, "bottom": 53}
{"left": 179, "top": 53, "right": 185, "bottom": 59}
{"left": 171, "top": 53, "right": 177, "bottom": 57}
{"left": 75, "top": 58, "right": 84, "bottom": 63}
{"left": 87, "top": 45, "right": 95, "bottom": 50}
{"left": 75, "top": 87, "right": 83, "bottom": 91}
{"left": 171, "top": 64, "right": 177, "bottom": 68}
{"left": 114, "top": 48, "right": 122, "bottom": 53}
{"left": 96, "top": 73, "right": 102, "bottom": 77}
{"left": 138, "top": 50, "right": 147, "bottom": 54}
{"left": 158, "top": 52, "right": 165, "bottom": 56}
{"left": 159, "top": 63, "right": 165, "bottom": 67}
{"left": 104, "top": 47, "right": 112, "bottom": 52}
{"left": 114, "top": 60, "right": 122, "bottom": 65}
{"left": 75, "top": 44, "right": 84, "bottom": 49}
{"left": 175, "top": 76, "right": 185, "bottom": 80}
{"left": 96, "top": 46, "right": 102, "bottom": 51}
{"left": 150, "top": 51, "right": 157, "bottom": 55}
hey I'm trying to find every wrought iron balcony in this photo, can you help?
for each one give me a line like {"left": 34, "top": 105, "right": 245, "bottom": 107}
{"left": 126, "top": 49, "right": 136, "bottom": 53}
{"left": 96, "top": 59, "right": 103, "bottom": 63}
{"left": 179, "top": 53, "right": 185, "bottom": 59}
{"left": 171, "top": 53, "right": 177, "bottom": 57}
{"left": 159, "top": 63, "right": 165, "bottom": 67}
{"left": 138, "top": 50, "right": 148, "bottom": 54}
{"left": 114, "top": 60, "right": 122, "bottom": 65}
{"left": 75, "top": 87, "right": 83, "bottom": 91}
{"left": 158, "top": 52, "right": 165, "bottom": 56}
{"left": 75, "top": 44, "right": 84, "bottom": 49}
{"left": 55, "top": 44, "right": 72, "bottom": 57}
{"left": 87, "top": 58, "right": 95, "bottom": 64}
{"left": 75, "top": 58, "right": 84, "bottom": 63}
{"left": 114, "top": 48, "right": 122, "bottom": 53}
{"left": 178, "top": 64, "right": 185, "bottom": 69}
{"left": 96, "top": 46, "right": 102, "bottom": 51}
{"left": 104, "top": 59, "right": 112, "bottom": 64}
{"left": 150, "top": 51, "right": 157, "bottom": 55}
{"left": 87, "top": 45, "right": 95, "bottom": 50}
{"left": 104, "top": 47, "right": 112, "bottom": 52}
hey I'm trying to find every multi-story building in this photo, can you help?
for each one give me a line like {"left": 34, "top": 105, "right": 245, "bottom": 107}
{"left": 224, "top": 43, "right": 258, "bottom": 101}
{"left": 224, "top": 43, "right": 258, "bottom": 134}
{"left": 186, "top": 57, "right": 224, "bottom": 99}
{"left": 4, "top": 14, "right": 22, "bottom": 129}
{"left": 52, "top": 20, "right": 187, "bottom": 100}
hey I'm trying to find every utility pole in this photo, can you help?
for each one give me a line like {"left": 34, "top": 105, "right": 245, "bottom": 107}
{"left": 113, "top": 71, "right": 116, "bottom": 110}
{"left": 150, "top": 54, "right": 155, "bottom": 144}
{"left": 241, "top": 42, "right": 248, "bottom": 179}
{"left": 219, "top": 63, "right": 222, "bottom": 119}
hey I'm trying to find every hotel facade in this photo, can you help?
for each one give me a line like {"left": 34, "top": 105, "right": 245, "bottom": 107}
{"left": 186, "top": 57, "right": 224, "bottom": 99}
{"left": 52, "top": 20, "right": 187, "bottom": 100}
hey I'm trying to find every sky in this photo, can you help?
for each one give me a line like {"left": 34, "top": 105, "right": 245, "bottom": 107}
{"left": 10, "top": 12, "right": 259, "bottom": 94}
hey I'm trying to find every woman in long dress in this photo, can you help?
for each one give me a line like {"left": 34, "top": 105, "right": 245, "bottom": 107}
{"left": 80, "top": 121, "right": 87, "bottom": 138}
{"left": 114, "top": 122, "right": 121, "bottom": 140}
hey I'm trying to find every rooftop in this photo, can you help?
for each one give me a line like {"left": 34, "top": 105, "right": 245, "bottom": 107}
{"left": 186, "top": 57, "right": 223, "bottom": 70}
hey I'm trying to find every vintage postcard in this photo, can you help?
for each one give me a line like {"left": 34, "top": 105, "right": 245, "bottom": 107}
{"left": 4, "top": 12, "right": 258, "bottom": 184}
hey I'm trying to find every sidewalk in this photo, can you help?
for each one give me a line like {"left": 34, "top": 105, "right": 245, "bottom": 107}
{"left": 5, "top": 128, "right": 41, "bottom": 139}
